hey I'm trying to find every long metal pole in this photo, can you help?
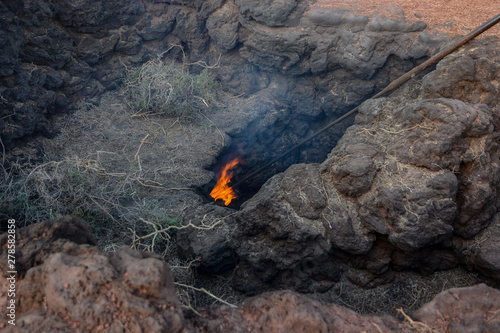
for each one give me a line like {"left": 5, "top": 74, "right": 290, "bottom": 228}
{"left": 233, "top": 13, "right": 500, "bottom": 188}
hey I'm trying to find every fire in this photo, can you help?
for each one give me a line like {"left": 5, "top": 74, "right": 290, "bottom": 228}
{"left": 210, "top": 157, "right": 242, "bottom": 206}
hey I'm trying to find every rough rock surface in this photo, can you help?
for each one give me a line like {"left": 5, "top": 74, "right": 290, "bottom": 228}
{"left": 0, "top": 215, "right": 97, "bottom": 277}
{"left": 187, "top": 284, "right": 500, "bottom": 333}
{"left": 177, "top": 204, "right": 238, "bottom": 274}
{"left": 0, "top": 0, "right": 474, "bottom": 294}
{"left": 1, "top": 217, "right": 499, "bottom": 332}
{"left": 187, "top": 290, "right": 401, "bottom": 332}
{"left": 413, "top": 284, "right": 500, "bottom": 333}
{"left": 455, "top": 212, "right": 500, "bottom": 282}
{"left": 175, "top": 38, "right": 500, "bottom": 294}
{"left": 0, "top": 217, "right": 185, "bottom": 332}
{"left": 1, "top": 0, "right": 446, "bottom": 174}
{"left": 2, "top": 0, "right": 500, "bottom": 330}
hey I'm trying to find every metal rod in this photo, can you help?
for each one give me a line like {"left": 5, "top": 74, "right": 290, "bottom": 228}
{"left": 232, "top": 13, "right": 500, "bottom": 188}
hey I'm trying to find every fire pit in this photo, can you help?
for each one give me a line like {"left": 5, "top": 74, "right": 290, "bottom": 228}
{"left": 210, "top": 156, "right": 243, "bottom": 206}
{"left": 204, "top": 128, "right": 341, "bottom": 209}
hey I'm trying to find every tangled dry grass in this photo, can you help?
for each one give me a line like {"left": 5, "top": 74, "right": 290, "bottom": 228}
{"left": 0, "top": 54, "right": 237, "bottom": 309}
{"left": 309, "top": 267, "right": 482, "bottom": 316}
{"left": 0, "top": 152, "right": 177, "bottom": 251}
{"left": 121, "top": 49, "right": 221, "bottom": 119}
{"left": 0, "top": 146, "right": 242, "bottom": 309}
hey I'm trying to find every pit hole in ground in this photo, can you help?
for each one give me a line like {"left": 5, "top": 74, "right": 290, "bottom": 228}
{"left": 199, "top": 55, "right": 435, "bottom": 209}
{"left": 200, "top": 111, "right": 354, "bottom": 209}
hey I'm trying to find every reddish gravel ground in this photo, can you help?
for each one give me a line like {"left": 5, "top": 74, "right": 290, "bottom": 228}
{"left": 315, "top": 0, "right": 500, "bottom": 37}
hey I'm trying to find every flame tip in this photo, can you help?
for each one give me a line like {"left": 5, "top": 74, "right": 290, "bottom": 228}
{"left": 210, "top": 156, "right": 242, "bottom": 206}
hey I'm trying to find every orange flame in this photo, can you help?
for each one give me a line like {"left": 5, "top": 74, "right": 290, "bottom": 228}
{"left": 210, "top": 157, "right": 242, "bottom": 206}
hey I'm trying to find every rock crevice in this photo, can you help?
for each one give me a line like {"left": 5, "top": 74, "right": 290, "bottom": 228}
{"left": 180, "top": 38, "right": 500, "bottom": 294}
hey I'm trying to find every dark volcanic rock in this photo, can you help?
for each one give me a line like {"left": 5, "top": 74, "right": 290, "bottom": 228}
{"left": 306, "top": 7, "right": 369, "bottom": 30}
{"left": 206, "top": 2, "right": 240, "bottom": 52}
{"left": 230, "top": 164, "right": 342, "bottom": 293}
{"left": 54, "top": 0, "right": 145, "bottom": 31}
{"left": 177, "top": 204, "right": 238, "bottom": 274}
{"left": 234, "top": 0, "right": 299, "bottom": 27}
{"left": 1, "top": 217, "right": 499, "bottom": 332}
{"left": 422, "top": 36, "right": 500, "bottom": 108}
{"left": 367, "top": 5, "right": 426, "bottom": 32}
{"left": 74, "top": 34, "right": 120, "bottom": 65}
{"left": 1, "top": 0, "right": 454, "bottom": 164}
{"left": 2, "top": 0, "right": 500, "bottom": 320}
{"left": 228, "top": 39, "right": 500, "bottom": 294}
{"left": 455, "top": 212, "right": 500, "bottom": 281}
{"left": 325, "top": 142, "right": 381, "bottom": 197}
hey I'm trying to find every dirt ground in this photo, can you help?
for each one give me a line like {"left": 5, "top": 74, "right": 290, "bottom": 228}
{"left": 316, "top": 0, "right": 500, "bottom": 37}
{"left": 4, "top": 0, "right": 498, "bottom": 312}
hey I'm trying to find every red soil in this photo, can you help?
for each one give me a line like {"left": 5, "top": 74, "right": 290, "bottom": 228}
{"left": 315, "top": 0, "right": 500, "bottom": 37}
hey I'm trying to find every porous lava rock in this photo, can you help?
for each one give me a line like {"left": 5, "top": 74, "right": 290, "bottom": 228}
{"left": 2, "top": 216, "right": 500, "bottom": 332}
{"left": 0, "top": 216, "right": 185, "bottom": 332}
{"left": 177, "top": 204, "right": 238, "bottom": 274}
{"left": 226, "top": 38, "right": 500, "bottom": 294}
{"left": 413, "top": 284, "right": 500, "bottom": 333}
{"left": 230, "top": 164, "right": 342, "bottom": 294}
{"left": 0, "top": 215, "right": 97, "bottom": 277}
{"left": 186, "top": 285, "right": 500, "bottom": 332}
{"left": 2, "top": 0, "right": 445, "bottom": 171}
{"left": 186, "top": 290, "right": 401, "bottom": 332}
{"left": 455, "top": 212, "right": 500, "bottom": 282}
